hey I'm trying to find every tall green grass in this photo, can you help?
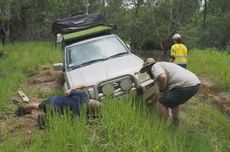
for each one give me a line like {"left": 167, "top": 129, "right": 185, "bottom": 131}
{"left": 0, "top": 44, "right": 230, "bottom": 152}
{"left": 0, "top": 42, "right": 61, "bottom": 115}
{"left": 188, "top": 49, "right": 230, "bottom": 92}
{"left": 1, "top": 96, "right": 229, "bottom": 152}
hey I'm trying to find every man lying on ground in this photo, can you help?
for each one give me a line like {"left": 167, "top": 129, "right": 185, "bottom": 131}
{"left": 15, "top": 86, "right": 101, "bottom": 128}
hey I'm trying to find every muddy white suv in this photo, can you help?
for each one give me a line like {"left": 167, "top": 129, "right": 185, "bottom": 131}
{"left": 54, "top": 26, "right": 156, "bottom": 102}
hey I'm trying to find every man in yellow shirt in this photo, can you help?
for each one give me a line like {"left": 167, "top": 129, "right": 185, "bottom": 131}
{"left": 170, "top": 34, "right": 188, "bottom": 68}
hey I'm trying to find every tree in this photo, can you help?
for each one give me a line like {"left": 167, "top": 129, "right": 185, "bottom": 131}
{"left": 121, "top": 0, "right": 144, "bottom": 49}
{"left": 0, "top": 0, "right": 12, "bottom": 44}
{"left": 0, "top": 0, "right": 229, "bottom": 49}
{"left": 202, "top": 0, "right": 230, "bottom": 48}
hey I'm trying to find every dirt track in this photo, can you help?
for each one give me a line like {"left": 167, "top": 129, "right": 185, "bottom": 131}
{"left": 1, "top": 68, "right": 63, "bottom": 137}
{"left": 199, "top": 75, "right": 230, "bottom": 115}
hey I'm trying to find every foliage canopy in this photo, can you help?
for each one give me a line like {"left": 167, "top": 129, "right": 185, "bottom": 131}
{"left": 0, "top": 0, "right": 229, "bottom": 49}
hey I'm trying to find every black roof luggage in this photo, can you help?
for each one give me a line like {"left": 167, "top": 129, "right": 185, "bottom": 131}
{"left": 52, "top": 13, "right": 104, "bottom": 35}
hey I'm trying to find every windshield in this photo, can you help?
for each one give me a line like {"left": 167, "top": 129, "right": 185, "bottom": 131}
{"left": 66, "top": 35, "right": 129, "bottom": 70}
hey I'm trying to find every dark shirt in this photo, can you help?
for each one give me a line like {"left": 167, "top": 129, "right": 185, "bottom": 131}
{"left": 42, "top": 90, "right": 88, "bottom": 116}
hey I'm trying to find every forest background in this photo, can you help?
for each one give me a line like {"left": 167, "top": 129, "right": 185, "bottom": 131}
{"left": 0, "top": 0, "right": 230, "bottom": 50}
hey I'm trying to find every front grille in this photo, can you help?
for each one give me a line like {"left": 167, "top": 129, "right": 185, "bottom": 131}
{"left": 98, "top": 76, "right": 136, "bottom": 97}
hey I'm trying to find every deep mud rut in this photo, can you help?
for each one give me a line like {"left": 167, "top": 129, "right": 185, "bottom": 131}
{"left": 199, "top": 74, "right": 230, "bottom": 115}
{"left": 0, "top": 68, "right": 63, "bottom": 138}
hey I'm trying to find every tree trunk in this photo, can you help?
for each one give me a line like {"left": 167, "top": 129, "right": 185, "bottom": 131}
{"left": 101, "top": 0, "right": 106, "bottom": 19}
{"left": 0, "top": 1, "right": 11, "bottom": 45}
{"left": 168, "top": 0, "right": 179, "bottom": 35}
{"left": 85, "top": 0, "right": 89, "bottom": 14}
{"left": 131, "top": 0, "right": 143, "bottom": 50}
{"left": 168, "top": 0, "right": 173, "bottom": 35}
{"left": 201, "top": 0, "right": 207, "bottom": 46}
{"left": 203, "top": 0, "right": 207, "bottom": 30}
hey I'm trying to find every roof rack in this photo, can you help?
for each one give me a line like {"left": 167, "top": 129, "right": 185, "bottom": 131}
{"left": 62, "top": 25, "right": 112, "bottom": 42}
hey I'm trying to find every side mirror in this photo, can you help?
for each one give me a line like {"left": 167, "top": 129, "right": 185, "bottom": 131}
{"left": 56, "top": 33, "right": 63, "bottom": 43}
{"left": 53, "top": 63, "right": 64, "bottom": 71}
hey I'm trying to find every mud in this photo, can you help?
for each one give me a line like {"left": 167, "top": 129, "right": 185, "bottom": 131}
{"left": 0, "top": 68, "right": 63, "bottom": 137}
{"left": 199, "top": 75, "right": 230, "bottom": 115}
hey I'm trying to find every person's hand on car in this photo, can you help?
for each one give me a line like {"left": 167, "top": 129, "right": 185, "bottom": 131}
{"left": 65, "top": 85, "right": 86, "bottom": 96}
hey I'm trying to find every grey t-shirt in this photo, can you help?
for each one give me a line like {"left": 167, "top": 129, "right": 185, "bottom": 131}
{"left": 151, "top": 62, "right": 200, "bottom": 91}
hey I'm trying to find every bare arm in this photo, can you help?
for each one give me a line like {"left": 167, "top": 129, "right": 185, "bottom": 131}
{"left": 170, "top": 46, "right": 175, "bottom": 62}
{"left": 65, "top": 85, "right": 86, "bottom": 96}
{"left": 157, "top": 73, "right": 167, "bottom": 92}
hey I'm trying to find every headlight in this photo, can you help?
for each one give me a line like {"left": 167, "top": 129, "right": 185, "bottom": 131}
{"left": 120, "top": 78, "right": 132, "bottom": 91}
{"left": 102, "top": 83, "right": 114, "bottom": 96}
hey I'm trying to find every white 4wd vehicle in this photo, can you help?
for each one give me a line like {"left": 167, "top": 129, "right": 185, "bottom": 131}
{"left": 54, "top": 26, "right": 156, "bottom": 102}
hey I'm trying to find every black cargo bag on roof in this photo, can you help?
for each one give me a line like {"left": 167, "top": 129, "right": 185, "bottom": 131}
{"left": 52, "top": 13, "right": 104, "bottom": 35}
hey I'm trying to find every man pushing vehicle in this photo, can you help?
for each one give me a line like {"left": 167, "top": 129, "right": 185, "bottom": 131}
{"left": 140, "top": 58, "right": 200, "bottom": 126}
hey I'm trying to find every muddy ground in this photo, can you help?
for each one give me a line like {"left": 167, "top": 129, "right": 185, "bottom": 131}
{"left": 1, "top": 51, "right": 230, "bottom": 139}
{"left": 1, "top": 68, "right": 63, "bottom": 139}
